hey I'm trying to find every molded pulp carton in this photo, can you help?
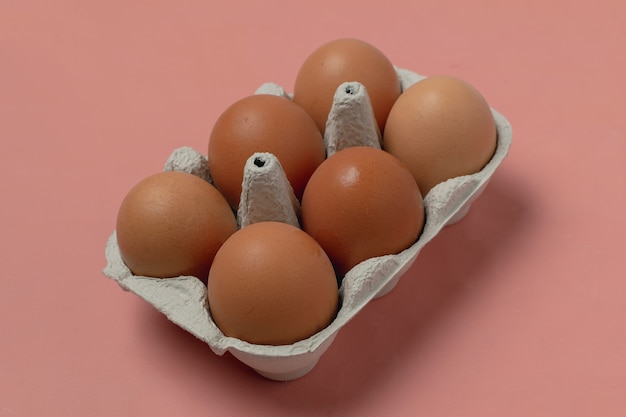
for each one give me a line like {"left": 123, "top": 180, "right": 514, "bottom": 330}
{"left": 103, "top": 67, "right": 512, "bottom": 381}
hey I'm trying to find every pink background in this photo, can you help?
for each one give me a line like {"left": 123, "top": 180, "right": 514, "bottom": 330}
{"left": 2, "top": 1, "right": 625, "bottom": 416}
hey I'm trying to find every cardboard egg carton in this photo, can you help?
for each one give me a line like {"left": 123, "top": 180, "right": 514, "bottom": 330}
{"left": 103, "top": 67, "right": 512, "bottom": 381}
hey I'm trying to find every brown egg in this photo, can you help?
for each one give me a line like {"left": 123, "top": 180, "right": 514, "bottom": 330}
{"left": 300, "top": 146, "right": 424, "bottom": 278}
{"left": 383, "top": 75, "right": 498, "bottom": 196}
{"left": 208, "top": 94, "right": 326, "bottom": 210}
{"left": 293, "top": 38, "right": 401, "bottom": 135}
{"left": 116, "top": 171, "right": 237, "bottom": 281}
{"left": 207, "top": 221, "right": 338, "bottom": 346}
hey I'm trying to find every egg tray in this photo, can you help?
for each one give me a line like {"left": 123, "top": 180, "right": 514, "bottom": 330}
{"left": 103, "top": 67, "right": 512, "bottom": 381}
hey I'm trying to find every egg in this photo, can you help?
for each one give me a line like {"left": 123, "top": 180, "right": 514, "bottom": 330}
{"left": 207, "top": 221, "right": 339, "bottom": 346}
{"left": 300, "top": 146, "right": 425, "bottom": 278}
{"left": 383, "top": 75, "right": 498, "bottom": 196}
{"left": 115, "top": 171, "right": 237, "bottom": 281}
{"left": 208, "top": 94, "right": 326, "bottom": 210}
{"left": 293, "top": 38, "right": 401, "bottom": 135}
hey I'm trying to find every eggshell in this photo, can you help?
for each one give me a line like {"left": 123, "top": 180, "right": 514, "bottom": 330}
{"left": 207, "top": 221, "right": 339, "bottom": 346}
{"left": 103, "top": 67, "right": 512, "bottom": 381}
{"left": 383, "top": 75, "right": 498, "bottom": 196}
{"left": 207, "top": 94, "right": 326, "bottom": 210}
{"left": 293, "top": 38, "right": 401, "bottom": 135}
{"left": 300, "top": 146, "right": 425, "bottom": 279}
{"left": 115, "top": 171, "right": 237, "bottom": 281}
